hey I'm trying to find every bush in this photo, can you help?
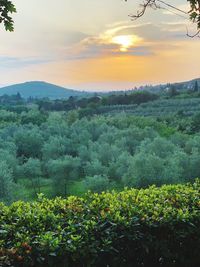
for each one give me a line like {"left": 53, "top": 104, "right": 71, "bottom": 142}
{"left": 0, "top": 180, "right": 200, "bottom": 267}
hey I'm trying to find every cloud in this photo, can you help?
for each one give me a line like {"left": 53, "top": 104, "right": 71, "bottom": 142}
{"left": 65, "top": 31, "right": 90, "bottom": 46}
{"left": 0, "top": 56, "right": 52, "bottom": 69}
{"left": 65, "top": 23, "right": 149, "bottom": 60}
{"left": 64, "top": 20, "right": 190, "bottom": 62}
{"left": 1, "top": 0, "right": 198, "bottom": 91}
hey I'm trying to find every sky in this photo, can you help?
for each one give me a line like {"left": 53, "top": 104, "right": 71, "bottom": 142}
{"left": 0, "top": 0, "right": 200, "bottom": 91}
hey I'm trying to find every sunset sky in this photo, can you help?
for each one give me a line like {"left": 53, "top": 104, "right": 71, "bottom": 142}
{"left": 0, "top": 0, "right": 200, "bottom": 91}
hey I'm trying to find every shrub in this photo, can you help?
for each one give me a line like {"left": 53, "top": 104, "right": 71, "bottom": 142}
{"left": 0, "top": 180, "right": 200, "bottom": 267}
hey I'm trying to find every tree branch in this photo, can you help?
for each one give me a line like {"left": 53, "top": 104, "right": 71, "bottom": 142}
{"left": 125, "top": 0, "right": 200, "bottom": 37}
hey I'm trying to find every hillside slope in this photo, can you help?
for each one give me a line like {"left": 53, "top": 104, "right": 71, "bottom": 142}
{"left": 0, "top": 81, "right": 89, "bottom": 99}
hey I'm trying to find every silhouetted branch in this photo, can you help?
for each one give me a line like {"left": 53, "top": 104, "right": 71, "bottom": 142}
{"left": 125, "top": 0, "right": 200, "bottom": 38}
{"left": 127, "top": 0, "right": 158, "bottom": 20}
{"left": 186, "top": 27, "right": 200, "bottom": 38}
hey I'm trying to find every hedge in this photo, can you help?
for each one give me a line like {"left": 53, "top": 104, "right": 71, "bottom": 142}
{"left": 0, "top": 180, "right": 200, "bottom": 267}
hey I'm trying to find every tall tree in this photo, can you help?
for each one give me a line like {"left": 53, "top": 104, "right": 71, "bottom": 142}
{"left": 194, "top": 80, "right": 199, "bottom": 92}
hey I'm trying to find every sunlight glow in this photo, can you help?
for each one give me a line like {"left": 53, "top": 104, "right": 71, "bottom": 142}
{"left": 112, "top": 35, "right": 136, "bottom": 52}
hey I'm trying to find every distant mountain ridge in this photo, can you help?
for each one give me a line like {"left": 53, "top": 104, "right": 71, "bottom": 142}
{"left": 137, "top": 78, "right": 200, "bottom": 93}
{"left": 0, "top": 78, "right": 199, "bottom": 99}
{"left": 0, "top": 81, "right": 90, "bottom": 99}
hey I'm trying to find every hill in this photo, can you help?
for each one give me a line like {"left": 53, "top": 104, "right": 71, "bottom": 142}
{"left": 137, "top": 78, "right": 200, "bottom": 94}
{"left": 1, "top": 78, "right": 199, "bottom": 100}
{"left": 175, "top": 77, "right": 200, "bottom": 90}
{"left": 0, "top": 81, "right": 90, "bottom": 99}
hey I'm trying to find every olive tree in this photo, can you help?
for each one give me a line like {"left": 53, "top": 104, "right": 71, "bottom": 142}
{"left": 48, "top": 156, "right": 81, "bottom": 196}
{"left": 22, "top": 158, "right": 42, "bottom": 196}
{"left": 0, "top": 161, "right": 14, "bottom": 203}
{"left": 83, "top": 175, "right": 110, "bottom": 193}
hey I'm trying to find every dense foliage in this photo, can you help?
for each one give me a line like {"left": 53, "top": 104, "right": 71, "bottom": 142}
{"left": 0, "top": 0, "right": 16, "bottom": 31}
{"left": 1, "top": 181, "right": 200, "bottom": 267}
{"left": 0, "top": 87, "right": 200, "bottom": 202}
{"left": 0, "top": 85, "right": 200, "bottom": 266}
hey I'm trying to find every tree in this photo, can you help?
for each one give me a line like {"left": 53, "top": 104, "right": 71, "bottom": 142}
{"left": 0, "top": 161, "right": 14, "bottom": 203}
{"left": 194, "top": 81, "right": 199, "bottom": 92}
{"left": 84, "top": 158, "right": 108, "bottom": 177}
{"left": 168, "top": 85, "right": 179, "bottom": 98}
{"left": 123, "top": 152, "right": 165, "bottom": 187}
{"left": 0, "top": 0, "right": 16, "bottom": 31}
{"left": 14, "top": 127, "right": 44, "bottom": 159}
{"left": 190, "top": 112, "right": 200, "bottom": 132}
{"left": 126, "top": 0, "right": 200, "bottom": 36}
{"left": 0, "top": 148, "right": 17, "bottom": 181}
{"left": 21, "top": 109, "right": 47, "bottom": 126}
{"left": 48, "top": 156, "right": 81, "bottom": 196}
{"left": 66, "top": 110, "right": 79, "bottom": 125}
{"left": 42, "top": 136, "right": 68, "bottom": 160}
{"left": 22, "top": 158, "right": 42, "bottom": 195}
{"left": 0, "top": 110, "right": 18, "bottom": 122}
{"left": 83, "top": 175, "right": 110, "bottom": 193}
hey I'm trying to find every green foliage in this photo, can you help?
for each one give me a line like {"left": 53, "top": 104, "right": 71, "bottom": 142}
{"left": 188, "top": 0, "right": 200, "bottom": 29}
{"left": 102, "top": 91, "right": 159, "bottom": 105}
{"left": 98, "top": 97, "right": 200, "bottom": 120}
{"left": 193, "top": 81, "right": 199, "bottom": 92}
{"left": 21, "top": 158, "right": 42, "bottom": 195}
{"left": 0, "top": 110, "right": 18, "bottom": 122}
{"left": 190, "top": 112, "right": 200, "bottom": 132}
{"left": 1, "top": 92, "right": 200, "bottom": 201}
{"left": 0, "top": 181, "right": 200, "bottom": 267}
{"left": 0, "top": 161, "right": 14, "bottom": 203}
{"left": 14, "top": 127, "right": 43, "bottom": 159}
{"left": 42, "top": 136, "right": 67, "bottom": 160}
{"left": 21, "top": 109, "right": 47, "bottom": 126}
{"left": 83, "top": 175, "right": 110, "bottom": 193}
{"left": 0, "top": 0, "right": 16, "bottom": 31}
{"left": 0, "top": 105, "right": 200, "bottom": 201}
{"left": 168, "top": 85, "right": 179, "bottom": 98}
{"left": 66, "top": 110, "right": 79, "bottom": 125}
{"left": 47, "top": 156, "right": 81, "bottom": 196}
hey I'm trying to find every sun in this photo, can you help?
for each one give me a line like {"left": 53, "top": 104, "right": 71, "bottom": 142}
{"left": 111, "top": 35, "right": 136, "bottom": 52}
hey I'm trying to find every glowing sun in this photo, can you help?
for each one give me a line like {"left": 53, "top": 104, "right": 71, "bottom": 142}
{"left": 111, "top": 35, "right": 138, "bottom": 52}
